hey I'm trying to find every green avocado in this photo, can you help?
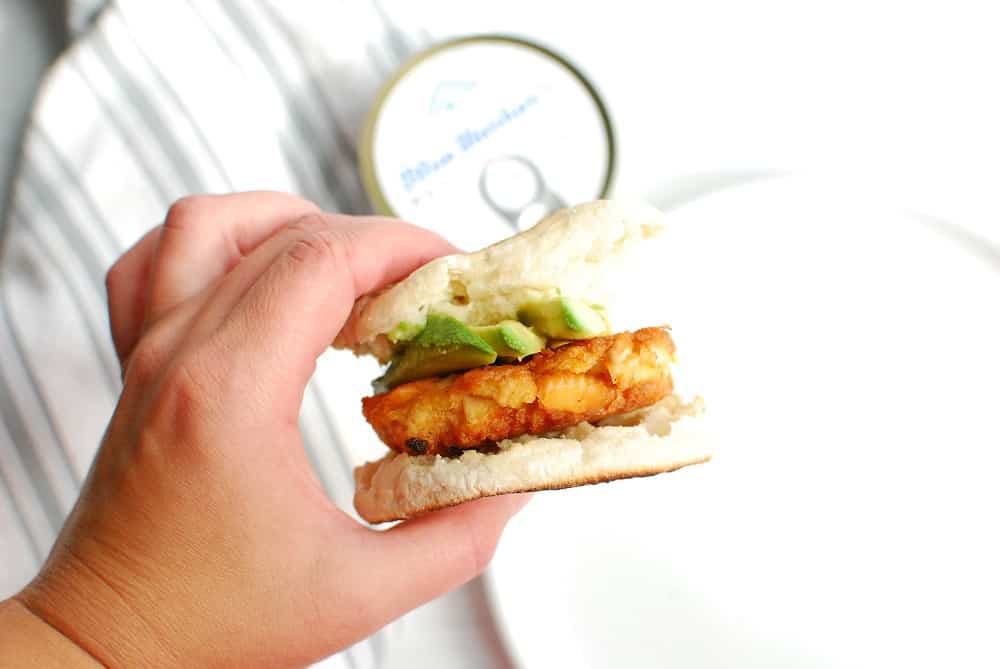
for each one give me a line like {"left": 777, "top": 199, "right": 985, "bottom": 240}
{"left": 471, "top": 321, "right": 545, "bottom": 360}
{"left": 375, "top": 314, "right": 497, "bottom": 391}
{"left": 387, "top": 320, "right": 422, "bottom": 343}
{"left": 517, "top": 297, "right": 610, "bottom": 339}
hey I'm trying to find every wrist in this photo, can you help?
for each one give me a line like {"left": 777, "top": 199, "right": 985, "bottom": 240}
{"left": 0, "top": 598, "right": 102, "bottom": 668}
{"left": 17, "top": 540, "right": 180, "bottom": 669}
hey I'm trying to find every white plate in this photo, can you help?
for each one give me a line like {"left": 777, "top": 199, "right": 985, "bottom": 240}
{"left": 485, "top": 176, "right": 1000, "bottom": 669}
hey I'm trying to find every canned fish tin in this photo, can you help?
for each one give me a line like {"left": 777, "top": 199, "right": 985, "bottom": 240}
{"left": 359, "top": 35, "right": 616, "bottom": 248}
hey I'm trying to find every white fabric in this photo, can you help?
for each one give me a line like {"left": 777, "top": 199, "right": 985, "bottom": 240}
{"left": 0, "top": 1, "right": 434, "bottom": 667}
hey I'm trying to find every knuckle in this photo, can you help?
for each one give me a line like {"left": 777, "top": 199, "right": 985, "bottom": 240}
{"left": 159, "top": 364, "right": 207, "bottom": 421}
{"left": 125, "top": 331, "right": 171, "bottom": 387}
{"left": 142, "top": 352, "right": 220, "bottom": 444}
{"left": 284, "top": 211, "right": 331, "bottom": 236}
{"left": 286, "top": 226, "right": 348, "bottom": 269}
{"left": 164, "top": 194, "right": 213, "bottom": 230}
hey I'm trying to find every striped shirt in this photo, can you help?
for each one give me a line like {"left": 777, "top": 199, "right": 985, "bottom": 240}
{"left": 0, "top": 2, "right": 435, "bottom": 667}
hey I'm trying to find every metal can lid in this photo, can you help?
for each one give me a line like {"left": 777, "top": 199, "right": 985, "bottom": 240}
{"left": 359, "top": 35, "right": 616, "bottom": 249}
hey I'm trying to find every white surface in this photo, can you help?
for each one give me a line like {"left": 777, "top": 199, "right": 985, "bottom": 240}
{"left": 381, "top": 577, "right": 518, "bottom": 669}
{"left": 486, "top": 176, "right": 1000, "bottom": 669}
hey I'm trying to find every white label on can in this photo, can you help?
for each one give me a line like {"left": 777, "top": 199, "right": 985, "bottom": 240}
{"left": 369, "top": 39, "right": 612, "bottom": 250}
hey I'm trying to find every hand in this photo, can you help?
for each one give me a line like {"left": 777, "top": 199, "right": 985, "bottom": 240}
{"left": 7, "top": 192, "right": 529, "bottom": 668}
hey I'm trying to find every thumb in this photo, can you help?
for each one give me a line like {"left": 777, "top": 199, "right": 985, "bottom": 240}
{"left": 336, "top": 494, "right": 531, "bottom": 632}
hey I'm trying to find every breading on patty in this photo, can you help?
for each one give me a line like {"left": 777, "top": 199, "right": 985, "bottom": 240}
{"left": 362, "top": 327, "right": 675, "bottom": 455}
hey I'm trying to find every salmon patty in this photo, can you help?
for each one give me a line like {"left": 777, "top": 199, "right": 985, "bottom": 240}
{"left": 362, "top": 327, "right": 675, "bottom": 456}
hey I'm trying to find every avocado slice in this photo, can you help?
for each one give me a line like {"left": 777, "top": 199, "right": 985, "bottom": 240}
{"left": 517, "top": 297, "right": 610, "bottom": 339}
{"left": 471, "top": 321, "right": 545, "bottom": 360}
{"left": 375, "top": 314, "right": 497, "bottom": 391}
{"left": 387, "top": 320, "right": 422, "bottom": 343}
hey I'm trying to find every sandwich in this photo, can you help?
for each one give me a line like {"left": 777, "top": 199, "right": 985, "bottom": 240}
{"left": 334, "top": 200, "right": 710, "bottom": 523}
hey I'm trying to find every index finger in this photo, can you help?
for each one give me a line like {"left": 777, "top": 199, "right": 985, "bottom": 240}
{"left": 106, "top": 225, "right": 161, "bottom": 363}
{"left": 212, "top": 215, "right": 456, "bottom": 419}
{"left": 147, "top": 191, "right": 321, "bottom": 324}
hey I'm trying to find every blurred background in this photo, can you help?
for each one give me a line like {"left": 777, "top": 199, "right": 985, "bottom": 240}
{"left": 3, "top": 1, "right": 998, "bottom": 236}
{"left": 0, "top": 0, "right": 66, "bottom": 214}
